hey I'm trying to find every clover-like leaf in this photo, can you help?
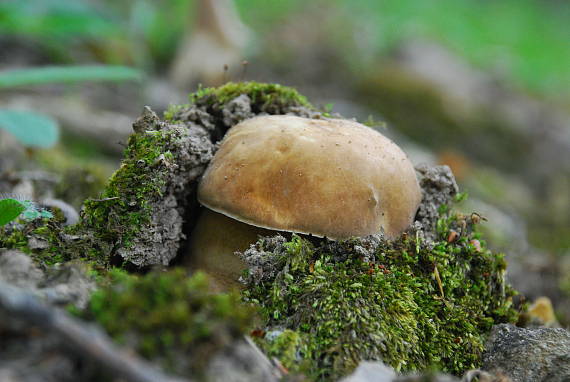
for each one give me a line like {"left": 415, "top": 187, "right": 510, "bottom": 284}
{"left": 0, "top": 198, "right": 26, "bottom": 226}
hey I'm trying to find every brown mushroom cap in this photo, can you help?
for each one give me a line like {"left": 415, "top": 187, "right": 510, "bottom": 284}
{"left": 198, "top": 115, "right": 422, "bottom": 239}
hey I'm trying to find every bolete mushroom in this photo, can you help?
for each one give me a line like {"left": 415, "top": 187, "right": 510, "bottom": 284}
{"left": 187, "top": 115, "right": 421, "bottom": 287}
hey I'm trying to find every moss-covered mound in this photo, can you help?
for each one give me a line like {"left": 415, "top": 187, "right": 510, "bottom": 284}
{"left": 83, "top": 269, "right": 255, "bottom": 377}
{"left": 192, "top": 81, "right": 311, "bottom": 109}
{"left": 165, "top": 81, "right": 318, "bottom": 142}
{"left": 243, "top": 208, "right": 519, "bottom": 380}
{"left": 79, "top": 121, "right": 209, "bottom": 266}
{"left": 166, "top": 81, "right": 313, "bottom": 122}
{"left": 0, "top": 211, "right": 80, "bottom": 266}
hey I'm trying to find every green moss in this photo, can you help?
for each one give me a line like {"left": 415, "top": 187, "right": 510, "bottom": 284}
{"left": 164, "top": 81, "right": 313, "bottom": 122}
{"left": 163, "top": 103, "right": 185, "bottom": 121}
{"left": 0, "top": 224, "right": 30, "bottom": 251}
{"left": 258, "top": 329, "right": 312, "bottom": 376}
{"left": 1, "top": 128, "right": 188, "bottom": 268}
{"left": 0, "top": 215, "right": 72, "bottom": 265}
{"left": 192, "top": 81, "right": 312, "bottom": 108}
{"left": 244, "top": 211, "right": 519, "bottom": 380}
{"left": 83, "top": 269, "right": 255, "bottom": 377}
{"left": 80, "top": 128, "right": 179, "bottom": 251}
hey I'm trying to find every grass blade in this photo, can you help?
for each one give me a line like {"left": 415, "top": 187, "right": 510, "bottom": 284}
{"left": 0, "top": 65, "right": 144, "bottom": 88}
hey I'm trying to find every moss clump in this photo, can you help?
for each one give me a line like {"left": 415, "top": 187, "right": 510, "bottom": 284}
{"left": 0, "top": 129, "right": 185, "bottom": 268}
{"left": 0, "top": 223, "right": 31, "bottom": 251}
{"left": 165, "top": 81, "right": 314, "bottom": 122}
{"left": 80, "top": 128, "right": 181, "bottom": 253}
{"left": 243, "top": 210, "right": 519, "bottom": 380}
{"left": 83, "top": 269, "right": 255, "bottom": 377}
{"left": 260, "top": 329, "right": 312, "bottom": 375}
{"left": 193, "top": 81, "right": 311, "bottom": 108}
{"left": 0, "top": 214, "right": 82, "bottom": 266}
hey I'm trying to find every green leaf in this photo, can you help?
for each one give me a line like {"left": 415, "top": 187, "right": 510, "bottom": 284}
{"left": 0, "top": 66, "right": 144, "bottom": 89}
{"left": 0, "top": 199, "right": 26, "bottom": 226}
{"left": 0, "top": 110, "right": 60, "bottom": 148}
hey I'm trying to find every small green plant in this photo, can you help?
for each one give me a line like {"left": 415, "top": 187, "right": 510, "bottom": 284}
{"left": 0, "top": 199, "right": 26, "bottom": 226}
{"left": 0, "top": 66, "right": 143, "bottom": 89}
{"left": 0, "top": 197, "right": 53, "bottom": 226}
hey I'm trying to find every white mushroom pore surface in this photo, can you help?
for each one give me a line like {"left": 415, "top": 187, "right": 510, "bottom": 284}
{"left": 187, "top": 115, "right": 422, "bottom": 287}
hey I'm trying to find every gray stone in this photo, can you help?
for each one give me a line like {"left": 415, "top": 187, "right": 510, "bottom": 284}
{"left": 414, "top": 164, "right": 458, "bottom": 241}
{"left": 205, "top": 337, "right": 282, "bottom": 382}
{"left": 483, "top": 324, "right": 570, "bottom": 382}
{"left": 0, "top": 250, "right": 95, "bottom": 308}
{"left": 222, "top": 94, "right": 254, "bottom": 127}
{"left": 339, "top": 361, "right": 396, "bottom": 382}
{"left": 339, "top": 361, "right": 465, "bottom": 382}
{"left": 0, "top": 250, "right": 43, "bottom": 288}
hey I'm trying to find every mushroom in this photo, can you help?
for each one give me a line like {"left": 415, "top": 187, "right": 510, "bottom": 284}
{"left": 187, "top": 115, "right": 422, "bottom": 287}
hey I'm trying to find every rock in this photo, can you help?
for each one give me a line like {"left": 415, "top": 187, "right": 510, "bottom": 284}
{"left": 395, "top": 375, "right": 459, "bottom": 382}
{"left": 340, "top": 361, "right": 512, "bottom": 382}
{"left": 205, "top": 337, "right": 282, "bottom": 382}
{"left": 339, "top": 361, "right": 396, "bottom": 382}
{"left": 221, "top": 94, "right": 254, "bottom": 127}
{"left": 414, "top": 164, "right": 458, "bottom": 241}
{"left": 483, "top": 324, "right": 570, "bottom": 382}
{"left": 339, "top": 361, "right": 464, "bottom": 382}
{"left": 28, "top": 236, "right": 50, "bottom": 250}
{"left": 0, "top": 250, "right": 95, "bottom": 308}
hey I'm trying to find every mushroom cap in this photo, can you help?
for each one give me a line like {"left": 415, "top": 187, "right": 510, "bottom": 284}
{"left": 198, "top": 115, "right": 422, "bottom": 239}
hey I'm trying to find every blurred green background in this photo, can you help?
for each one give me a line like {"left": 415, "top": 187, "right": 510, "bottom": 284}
{"left": 1, "top": 0, "right": 569, "bottom": 316}
{"left": 1, "top": 0, "right": 568, "bottom": 97}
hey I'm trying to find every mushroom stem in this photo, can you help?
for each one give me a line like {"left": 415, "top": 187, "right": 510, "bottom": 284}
{"left": 186, "top": 208, "right": 276, "bottom": 289}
